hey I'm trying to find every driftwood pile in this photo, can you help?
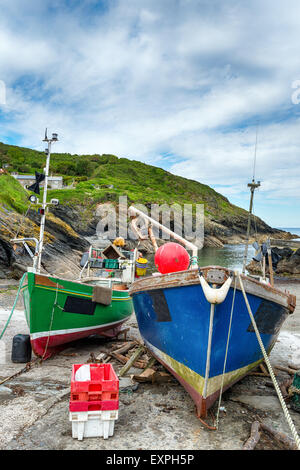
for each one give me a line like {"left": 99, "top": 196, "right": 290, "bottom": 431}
{"left": 243, "top": 361, "right": 300, "bottom": 450}
{"left": 87, "top": 339, "right": 300, "bottom": 450}
{"left": 87, "top": 337, "right": 174, "bottom": 384}
{"left": 243, "top": 421, "right": 298, "bottom": 450}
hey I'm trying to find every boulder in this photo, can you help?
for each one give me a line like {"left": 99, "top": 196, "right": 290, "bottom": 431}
{"left": 247, "top": 246, "right": 300, "bottom": 276}
{"left": 276, "top": 248, "right": 300, "bottom": 275}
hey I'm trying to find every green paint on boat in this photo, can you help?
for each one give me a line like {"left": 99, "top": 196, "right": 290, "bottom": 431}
{"left": 21, "top": 272, "right": 134, "bottom": 358}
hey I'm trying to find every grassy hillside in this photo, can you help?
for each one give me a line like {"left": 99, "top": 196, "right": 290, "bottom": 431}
{"left": 0, "top": 173, "right": 29, "bottom": 213}
{"left": 0, "top": 142, "right": 246, "bottom": 221}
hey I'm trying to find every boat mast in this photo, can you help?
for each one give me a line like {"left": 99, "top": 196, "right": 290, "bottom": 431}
{"left": 242, "top": 124, "right": 261, "bottom": 275}
{"left": 36, "top": 130, "right": 58, "bottom": 273}
{"left": 242, "top": 179, "right": 260, "bottom": 274}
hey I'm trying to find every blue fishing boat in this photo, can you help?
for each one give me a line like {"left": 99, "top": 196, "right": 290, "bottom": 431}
{"left": 128, "top": 200, "right": 296, "bottom": 419}
{"left": 129, "top": 266, "right": 295, "bottom": 418}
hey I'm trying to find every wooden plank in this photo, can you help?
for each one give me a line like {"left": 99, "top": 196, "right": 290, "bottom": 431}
{"left": 243, "top": 421, "right": 261, "bottom": 450}
{"left": 132, "top": 368, "right": 156, "bottom": 383}
{"left": 112, "top": 341, "right": 136, "bottom": 355}
{"left": 118, "top": 345, "right": 145, "bottom": 377}
{"left": 132, "top": 369, "right": 174, "bottom": 384}
{"left": 260, "top": 422, "right": 298, "bottom": 450}
{"left": 109, "top": 352, "right": 128, "bottom": 364}
{"left": 243, "top": 421, "right": 298, "bottom": 450}
{"left": 144, "top": 356, "right": 157, "bottom": 371}
{"left": 274, "top": 364, "right": 299, "bottom": 375}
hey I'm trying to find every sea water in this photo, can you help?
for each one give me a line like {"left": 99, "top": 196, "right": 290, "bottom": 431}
{"left": 198, "top": 228, "right": 300, "bottom": 272}
{"left": 146, "top": 228, "right": 300, "bottom": 273}
{"left": 146, "top": 243, "right": 254, "bottom": 273}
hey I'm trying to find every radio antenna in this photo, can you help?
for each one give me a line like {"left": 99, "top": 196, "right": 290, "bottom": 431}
{"left": 252, "top": 122, "right": 259, "bottom": 180}
{"left": 242, "top": 124, "right": 261, "bottom": 274}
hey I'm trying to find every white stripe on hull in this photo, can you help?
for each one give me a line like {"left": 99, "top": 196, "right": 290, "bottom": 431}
{"left": 30, "top": 317, "right": 129, "bottom": 340}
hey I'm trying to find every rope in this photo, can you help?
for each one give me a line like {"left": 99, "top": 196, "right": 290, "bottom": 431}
{"left": 251, "top": 199, "right": 259, "bottom": 242}
{"left": 14, "top": 205, "right": 31, "bottom": 240}
{"left": 42, "top": 282, "right": 59, "bottom": 360}
{"left": 237, "top": 272, "right": 300, "bottom": 450}
{"left": 0, "top": 357, "right": 40, "bottom": 386}
{"left": 215, "top": 275, "right": 237, "bottom": 429}
{"left": 203, "top": 303, "right": 215, "bottom": 400}
{"left": 0, "top": 273, "right": 27, "bottom": 340}
{"left": 190, "top": 255, "right": 199, "bottom": 267}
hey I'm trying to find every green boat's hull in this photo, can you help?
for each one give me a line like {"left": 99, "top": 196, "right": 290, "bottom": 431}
{"left": 21, "top": 272, "right": 133, "bottom": 359}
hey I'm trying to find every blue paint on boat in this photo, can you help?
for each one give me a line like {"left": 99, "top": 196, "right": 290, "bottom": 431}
{"left": 132, "top": 283, "right": 288, "bottom": 380}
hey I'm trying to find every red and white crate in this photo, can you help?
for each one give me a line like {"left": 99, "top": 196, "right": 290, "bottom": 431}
{"left": 69, "top": 363, "right": 119, "bottom": 440}
{"left": 70, "top": 409, "right": 119, "bottom": 440}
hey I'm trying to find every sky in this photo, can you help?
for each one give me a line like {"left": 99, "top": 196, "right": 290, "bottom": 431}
{"left": 0, "top": 0, "right": 300, "bottom": 228}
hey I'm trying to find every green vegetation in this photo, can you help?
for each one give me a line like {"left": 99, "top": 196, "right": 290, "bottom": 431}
{"left": 0, "top": 141, "right": 247, "bottom": 219}
{"left": 0, "top": 173, "right": 29, "bottom": 213}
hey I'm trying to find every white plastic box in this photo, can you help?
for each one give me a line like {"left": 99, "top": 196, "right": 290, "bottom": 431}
{"left": 70, "top": 410, "right": 118, "bottom": 440}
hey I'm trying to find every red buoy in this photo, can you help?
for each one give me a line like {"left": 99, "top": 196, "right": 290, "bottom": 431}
{"left": 154, "top": 242, "right": 190, "bottom": 274}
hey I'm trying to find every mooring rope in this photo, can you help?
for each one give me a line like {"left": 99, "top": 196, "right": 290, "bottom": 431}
{"left": 0, "top": 273, "right": 27, "bottom": 340}
{"left": 237, "top": 272, "right": 300, "bottom": 450}
{"left": 215, "top": 274, "right": 237, "bottom": 429}
{"left": 42, "top": 281, "right": 59, "bottom": 360}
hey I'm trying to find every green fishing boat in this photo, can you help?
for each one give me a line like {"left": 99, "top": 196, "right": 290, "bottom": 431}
{"left": 12, "top": 131, "right": 134, "bottom": 359}
{"left": 20, "top": 271, "right": 133, "bottom": 359}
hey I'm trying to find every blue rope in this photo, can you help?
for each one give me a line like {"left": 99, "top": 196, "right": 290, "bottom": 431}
{"left": 189, "top": 255, "right": 199, "bottom": 267}
{"left": 0, "top": 273, "right": 27, "bottom": 340}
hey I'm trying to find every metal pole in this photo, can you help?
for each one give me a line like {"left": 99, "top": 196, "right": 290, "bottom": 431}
{"left": 242, "top": 180, "right": 260, "bottom": 274}
{"left": 36, "top": 132, "right": 58, "bottom": 272}
{"left": 128, "top": 205, "right": 199, "bottom": 267}
{"left": 37, "top": 140, "right": 51, "bottom": 273}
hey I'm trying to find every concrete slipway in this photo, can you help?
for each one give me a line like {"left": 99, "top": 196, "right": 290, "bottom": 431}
{"left": 0, "top": 279, "right": 299, "bottom": 451}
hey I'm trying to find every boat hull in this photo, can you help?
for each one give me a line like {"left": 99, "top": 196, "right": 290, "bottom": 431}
{"left": 130, "top": 267, "right": 295, "bottom": 417}
{"left": 21, "top": 272, "right": 133, "bottom": 359}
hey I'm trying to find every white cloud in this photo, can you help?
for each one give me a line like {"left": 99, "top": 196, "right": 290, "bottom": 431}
{"left": 0, "top": 0, "right": 300, "bottom": 225}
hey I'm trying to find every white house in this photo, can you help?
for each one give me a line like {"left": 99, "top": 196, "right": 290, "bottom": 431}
{"left": 12, "top": 173, "right": 63, "bottom": 189}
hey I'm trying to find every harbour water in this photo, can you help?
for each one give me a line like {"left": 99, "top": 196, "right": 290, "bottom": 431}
{"left": 198, "top": 227, "right": 300, "bottom": 273}
{"left": 146, "top": 243, "right": 254, "bottom": 273}
{"left": 198, "top": 243, "right": 254, "bottom": 272}
{"left": 146, "top": 228, "right": 300, "bottom": 273}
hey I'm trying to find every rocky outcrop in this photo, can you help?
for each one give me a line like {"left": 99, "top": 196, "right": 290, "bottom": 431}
{"left": 76, "top": 202, "right": 294, "bottom": 249}
{"left": 247, "top": 246, "right": 300, "bottom": 277}
{"left": 275, "top": 248, "right": 300, "bottom": 275}
{"left": 205, "top": 213, "right": 292, "bottom": 245}
{"left": 0, "top": 206, "right": 89, "bottom": 280}
{"left": 0, "top": 199, "right": 298, "bottom": 280}
{"left": 0, "top": 238, "right": 16, "bottom": 278}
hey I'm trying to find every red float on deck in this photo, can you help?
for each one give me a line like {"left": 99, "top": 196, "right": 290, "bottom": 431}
{"left": 154, "top": 242, "right": 190, "bottom": 274}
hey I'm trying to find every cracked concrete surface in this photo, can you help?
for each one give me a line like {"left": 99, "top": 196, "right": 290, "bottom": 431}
{"left": 0, "top": 279, "right": 299, "bottom": 450}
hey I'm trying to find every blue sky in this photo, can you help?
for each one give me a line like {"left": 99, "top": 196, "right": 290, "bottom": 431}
{"left": 0, "top": 0, "right": 300, "bottom": 228}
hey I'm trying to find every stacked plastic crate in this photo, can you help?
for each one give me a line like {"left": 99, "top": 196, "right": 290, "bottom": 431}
{"left": 69, "top": 363, "right": 119, "bottom": 440}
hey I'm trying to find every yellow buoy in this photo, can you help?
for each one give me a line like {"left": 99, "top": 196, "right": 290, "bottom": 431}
{"left": 135, "top": 257, "right": 148, "bottom": 276}
{"left": 113, "top": 237, "right": 125, "bottom": 247}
